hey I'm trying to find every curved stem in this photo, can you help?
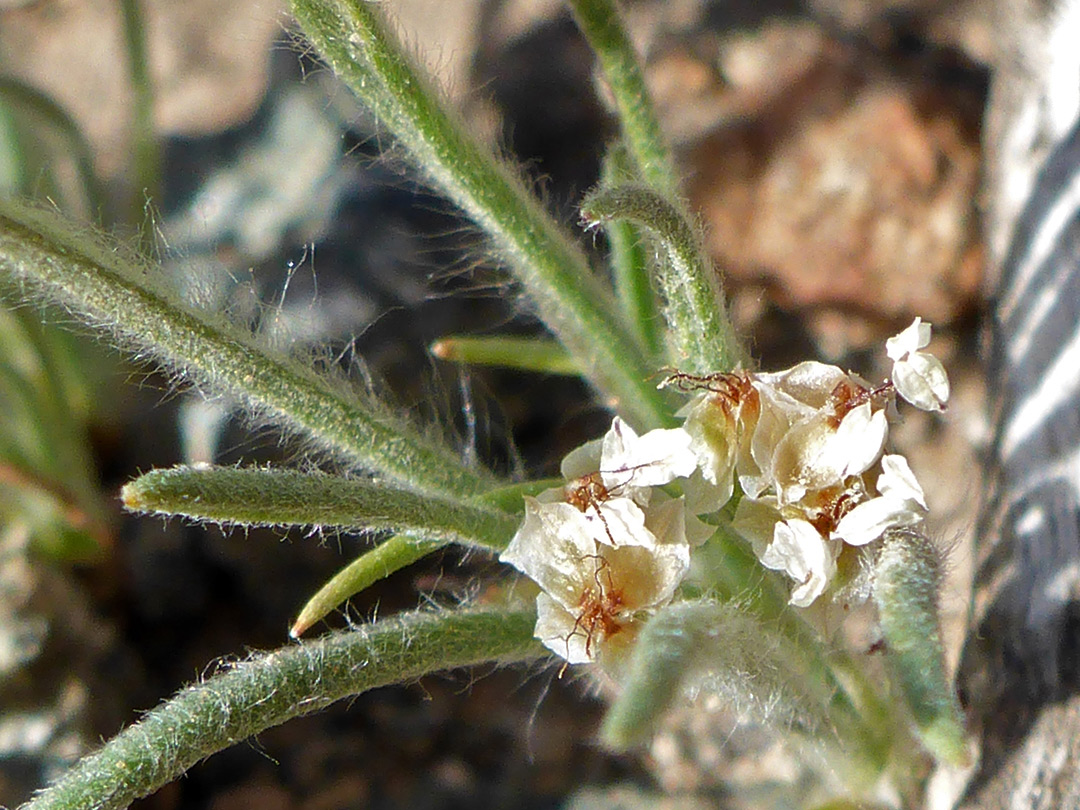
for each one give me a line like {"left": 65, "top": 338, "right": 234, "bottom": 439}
{"left": 582, "top": 184, "right": 744, "bottom": 374}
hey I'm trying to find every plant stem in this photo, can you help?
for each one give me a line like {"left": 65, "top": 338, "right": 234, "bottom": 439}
{"left": 565, "top": 0, "right": 678, "bottom": 197}
{"left": 289, "top": 0, "right": 670, "bottom": 430}
{"left": 600, "top": 145, "right": 663, "bottom": 358}
{"left": 123, "top": 465, "right": 517, "bottom": 550}
{"left": 24, "top": 606, "right": 544, "bottom": 810}
{"left": 0, "top": 201, "right": 491, "bottom": 499}
{"left": 581, "top": 184, "right": 744, "bottom": 373}
{"left": 119, "top": 0, "right": 161, "bottom": 232}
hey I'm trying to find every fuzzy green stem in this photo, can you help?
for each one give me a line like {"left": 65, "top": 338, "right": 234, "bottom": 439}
{"left": 431, "top": 335, "right": 578, "bottom": 375}
{"left": 122, "top": 466, "right": 517, "bottom": 551}
{"left": 291, "top": 533, "right": 446, "bottom": 637}
{"left": 0, "top": 201, "right": 490, "bottom": 499}
{"left": 581, "top": 184, "right": 742, "bottom": 373}
{"left": 874, "top": 528, "right": 969, "bottom": 766}
{"left": 565, "top": 0, "right": 679, "bottom": 197}
{"left": 288, "top": 0, "right": 669, "bottom": 430}
{"left": 600, "top": 145, "right": 663, "bottom": 358}
{"left": 24, "top": 606, "right": 544, "bottom": 810}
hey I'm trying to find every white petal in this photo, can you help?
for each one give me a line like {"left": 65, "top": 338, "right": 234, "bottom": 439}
{"left": 886, "top": 317, "right": 931, "bottom": 361}
{"left": 747, "top": 383, "right": 807, "bottom": 490}
{"left": 603, "top": 541, "right": 690, "bottom": 609}
{"left": 892, "top": 352, "right": 950, "bottom": 412}
{"left": 763, "top": 518, "right": 836, "bottom": 607}
{"left": 878, "top": 454, "right": 928, "bottom": 510}
{"left": 560, "top": 438, "right": 602, "bottom": 480}
{"left": 681, "top": 468, "right": 734, "bottom": 516}
{"left": 601, "top": 418, "right": 697, "bottom": 491}
{"left": 732, "top": 496, "right": 784, "bottom": 560}
{"left": 591, "top": 498, "right": 657, "bottom": 548}
{"left": 832, "top": 494, "right": 922, "bottom": 546}
{"left": 771, "top": 414, "right": 842, "bottom": 504}
{"left": 499, "top": 498, "right": 595, "bottom": 610}
{"left": 682, "top": 395, "right": 737, "bottom": 494}
{"left": 535, "top": 592, "right": 594, "bottom": 664}
{"left": 757, "top": 361, "right": 849, "bottom": 409}
{"left": 833, "top": 403, "right": 889, "bottom": 478}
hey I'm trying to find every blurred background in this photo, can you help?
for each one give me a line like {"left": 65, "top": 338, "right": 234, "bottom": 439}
{"left": 0, "top": 1, "right": 990, "bottom": 807}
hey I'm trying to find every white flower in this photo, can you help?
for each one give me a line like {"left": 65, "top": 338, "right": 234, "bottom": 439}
{"left": 598, "top": 417, "right": 697, "bottom": 498}
{"left": 501, "top": 497, "right": 690, "bottom": 664}
{"left": 886, "top": 318, "right": 950, "bottom": 412}
{"left": 768, "top": 400, "right": 888, "bottom": 505}
{"left": 831, "top": 454, "right": 927, "bottom": 545}
{"left": 556, "top": 417, "right": 698, "bottom": 549}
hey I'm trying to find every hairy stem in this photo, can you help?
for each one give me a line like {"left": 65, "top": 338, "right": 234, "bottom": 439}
{"left": 874, "top": 527, "right": 969, "bottom": 766}
{"left": 566, "top": 0, "right": 679, "bottom": 197}
{"left": 581, "top": 184, "right": 743, "bottom": 373}
{"left": 289, "top": 0, "right": 670, "bottom": 429}
{"left": 23, "top": 606, "right": 544, "bottom": 810}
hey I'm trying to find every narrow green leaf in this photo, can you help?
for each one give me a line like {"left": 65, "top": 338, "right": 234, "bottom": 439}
{"left": 600, "top": 145, "right": 663, "bottom": 358}
{"left": 431, "top": 335, "right": 579, "bottom": 375}
{"left": 119, "top": 0, "right": 160, "bottom": 231}
{"left": 24, "top": 606, "right": 545, "bottom": 810}
{"left": 581, "top": 184, "right": 744, "bottom": 374}
{"left": 874, "top": 528, "right": 969, "bottom": 766}
{"left": 0, "top": 200, "right": 492, "bottom": 499}
{"left": 290, "top": 533, "right": 445, "bottom": 637}
{"left": 122, "top": 465, "right": 518, "bottom": 551}
{"left": 288, "top": 0, "right": 670, "bottom": 430}
{"left": 566, "top": 0, "right": 679, "bottom": 197}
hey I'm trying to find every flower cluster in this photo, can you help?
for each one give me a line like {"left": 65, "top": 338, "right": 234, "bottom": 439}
{"left": 500, "top": 418, "right": 702, "bottom": 665}
{"left": 501, "top": 319, "right": 949, "bottom": 661}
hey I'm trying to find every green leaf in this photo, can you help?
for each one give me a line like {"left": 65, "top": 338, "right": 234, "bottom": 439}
{"left": 288, "top": 0, "right": 671, "bottom": 430}
{"left": 431, "top": 335, "right": 579, "bottom": 375}
{"left": 122, "top": 465, "right": 518, "bottom": 551}
{"left": 0, "top": 200, "right": 492, "bottom": 500}
{"left": 290, "top": 533, "right": 445, "bottom": 637}
{"left": 24, "top": 605, "right": 545, "bottom": 810}
{"left": 874, "top": 528, "right": 969, "bottom": 766}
